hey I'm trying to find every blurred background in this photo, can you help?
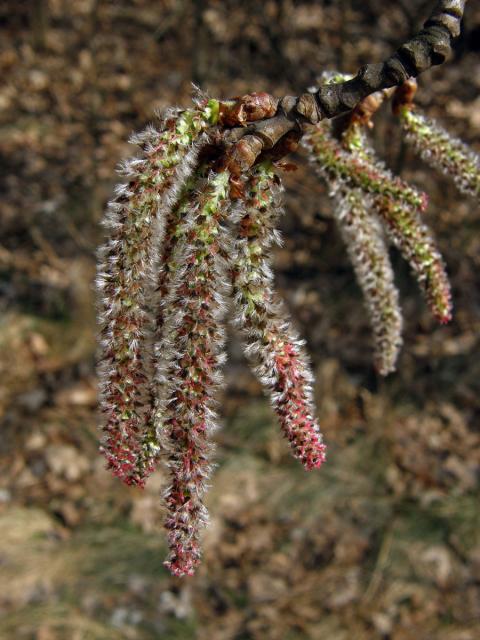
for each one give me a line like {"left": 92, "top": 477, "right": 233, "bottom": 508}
{"left": 1, "top": 1, "right": 480, "bottom": 638}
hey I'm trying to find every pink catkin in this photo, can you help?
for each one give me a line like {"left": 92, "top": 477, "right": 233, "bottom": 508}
{"left": 271, "top": 336, "right": 327, "bottom": 469}
{"left": 230, "top": 164, "right": 326, "bottom": 470}
{"left": 97, "top": 132, "right": 172, "bottom": 487}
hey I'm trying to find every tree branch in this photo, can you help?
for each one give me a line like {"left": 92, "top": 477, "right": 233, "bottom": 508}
{"left": 307, "top": 0, "right": 466, "bottom": 120}
{"left": 224, "top": 0, "right": 468, "bottom": 172}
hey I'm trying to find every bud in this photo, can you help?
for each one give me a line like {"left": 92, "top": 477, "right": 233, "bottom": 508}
{"left": 219, "top": 92, "right": 278, "bottom": 127}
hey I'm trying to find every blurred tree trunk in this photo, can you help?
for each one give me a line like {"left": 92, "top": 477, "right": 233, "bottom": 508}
{"left": 31, "top": 0, "right": 48, "bottom": 50}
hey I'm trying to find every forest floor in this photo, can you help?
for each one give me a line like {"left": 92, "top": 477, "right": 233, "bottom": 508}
{"left": 1, "top": 1, "right": 480, "bottom": 639}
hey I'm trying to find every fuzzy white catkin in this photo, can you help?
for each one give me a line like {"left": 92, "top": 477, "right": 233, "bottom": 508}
{"left": 334, "top": 186, "right": 403, "bottom": 375}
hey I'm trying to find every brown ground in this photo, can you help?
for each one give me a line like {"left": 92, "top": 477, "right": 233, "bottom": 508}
{"left": 1, "top": 1, "right": 479, "bottom": 638}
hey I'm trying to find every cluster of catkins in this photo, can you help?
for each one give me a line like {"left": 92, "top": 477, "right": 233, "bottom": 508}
{"left": 304, "top": 74, "right": 479, "bottom": 375}
{"left": 97, "top": 82, "right": 480, "bottom": 576}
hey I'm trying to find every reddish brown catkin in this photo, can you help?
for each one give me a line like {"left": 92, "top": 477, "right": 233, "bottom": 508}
{"left": 97, "top": 107, "right": 213, "bottom": 486}
{"left": 230, "top": 163, "right": 326, "bottom": 469}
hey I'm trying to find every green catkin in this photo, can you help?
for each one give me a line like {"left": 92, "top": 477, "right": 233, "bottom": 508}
{"left": 335, "top": 187, "right": 403, "bottom": 375}
{"left": 337, "top": 123, "right": 403, "bottom": 374}
{"left": 306, "top": 122, "right": 427, "bottom": 211}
